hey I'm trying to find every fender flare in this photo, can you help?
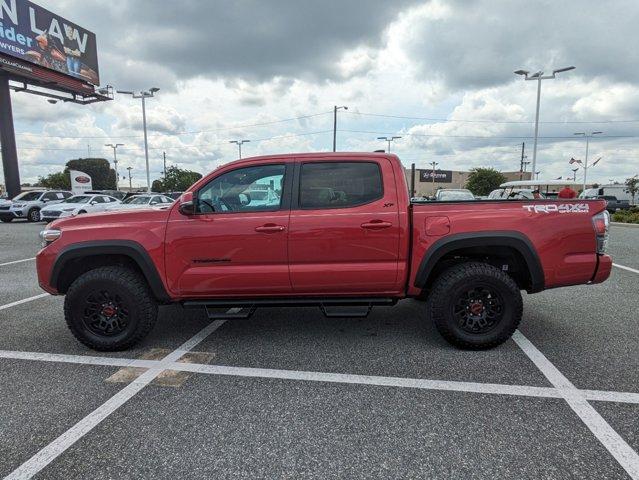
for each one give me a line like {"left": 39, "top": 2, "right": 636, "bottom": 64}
{"left": 50, "top": 240, "right": 171, "bottom": 302}
{"left": 414, "top": 231, "right": 545, "bottom": 293}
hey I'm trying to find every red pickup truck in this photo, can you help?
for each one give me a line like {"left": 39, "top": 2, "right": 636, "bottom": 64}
{"left": 36, "top": 153, "right": 612, "bottom": 351}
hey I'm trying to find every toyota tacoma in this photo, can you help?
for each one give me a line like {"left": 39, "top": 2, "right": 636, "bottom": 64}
{"left": 36, "top": 153, "right": 612, "bottom": 351}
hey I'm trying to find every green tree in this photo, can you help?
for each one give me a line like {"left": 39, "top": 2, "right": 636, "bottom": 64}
{"left": 153, "top": 166, "right": 202, "bottom": 193}
{"left": 465, "top": 168, "right": 507, "bottom": 196}
{"left": 65, "top": 158, "right": 116, "bottom": 190}
{"left": 39, "top": 171, "right": 71, "bottom": 190}
{"left": 626, "top": 176, "right": 639, "bottom": 205}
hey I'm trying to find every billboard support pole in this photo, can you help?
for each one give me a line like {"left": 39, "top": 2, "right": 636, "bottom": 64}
{"left": 0, "top": 72, "right": 20, "bottom": 198}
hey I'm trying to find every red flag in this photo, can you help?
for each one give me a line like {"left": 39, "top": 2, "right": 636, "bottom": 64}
{"left": 569, "top": 158, "right": 582, "bottom": 165}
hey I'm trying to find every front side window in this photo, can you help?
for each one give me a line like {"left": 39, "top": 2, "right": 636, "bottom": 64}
{"left": 197, "top": 164, "right": 285, "bottom": 213}
{"left": 299, "top": 162, "right": 383, "bottom": 209}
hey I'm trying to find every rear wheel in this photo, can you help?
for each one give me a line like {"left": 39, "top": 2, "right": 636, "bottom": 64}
{"left": 64, "top": 266, "right": 158, "bottom": 351}
{"left": 428, "top": 262, "right": 522, "bottom": 350}
{"left": 27, "top": 208, "right": 40, "bottom": 222}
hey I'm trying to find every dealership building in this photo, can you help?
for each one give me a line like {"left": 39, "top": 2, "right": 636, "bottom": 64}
{"left": 405, "top": 168, "right": 533, "bottom": 197}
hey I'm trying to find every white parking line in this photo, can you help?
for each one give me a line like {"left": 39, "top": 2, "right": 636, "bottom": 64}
{"left": 5, "top": 320, "right": 226, "bottom": 480}
{"left": 0, "top": 294, "right": 49, "bottom": 312}
{"left": 2, "top": 348, "right": 639, "bottom": 405}
{"left": 0, "top": 257, "right": 35, "bottom": 267}
{"left": 513, "top": 331, "right": 639, "bottom": 480}
{"left": 614, "top": 263, "right": 639, "bottom": 275}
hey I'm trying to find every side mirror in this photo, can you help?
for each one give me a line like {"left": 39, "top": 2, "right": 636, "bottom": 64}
{"left": 90, "top": 201, "right": 97, "bottom": 205}
{"left": 178, "top": 200, "right": 195, "bottom": 216}
{"left": 150, "top": 201, "right": 158, "bottom": 205}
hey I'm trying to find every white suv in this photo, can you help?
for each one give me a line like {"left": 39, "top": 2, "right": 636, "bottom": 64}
{"left": 0, "top": 190, "right": 73, "bottom": 223}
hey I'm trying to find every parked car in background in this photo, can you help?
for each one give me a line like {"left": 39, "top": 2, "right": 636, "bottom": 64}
{"left": 40, "top": 194, "right": 121, "bottom": 222}
{"left": 104, "top": 194, "right": 174, "bottom": 211}
{"left": 0, "top": 190, "right": 72, "bottom": 223}
{"left": 85, "top": 190, "right": 128, "bottom": 201}
{"left": 580, "top": 185, "right": 634, "bottom": 204}
{"left": 435, "top": 189, "right": 476, "bottom": 201}
{"left": 582, "top": 195, "right": 630, "bottom": 214}
{"left": 166, "top": 192, "right": 184, "bottom": 200}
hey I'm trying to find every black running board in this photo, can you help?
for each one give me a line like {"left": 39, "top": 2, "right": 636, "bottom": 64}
{"left": 183, "top": 297, "right": 397, "bottom": 320}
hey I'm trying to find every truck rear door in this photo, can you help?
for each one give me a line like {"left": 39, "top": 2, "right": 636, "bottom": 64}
{"left": 288, "top": 158, "right": 401, "bottom": 294}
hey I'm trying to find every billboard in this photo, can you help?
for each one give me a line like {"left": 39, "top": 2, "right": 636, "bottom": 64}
{"left": 419, "top": 170, "right": 453, "bottom": 183}
{"left": 0, "top": 0, "right": 99, "bottom": 85}
{"left": 70, "top": 170, "right": 92, "bottom": 195}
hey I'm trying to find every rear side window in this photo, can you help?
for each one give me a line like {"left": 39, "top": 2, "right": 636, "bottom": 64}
{"left": 299, "top": 162, "right": 383, "bottom": 209}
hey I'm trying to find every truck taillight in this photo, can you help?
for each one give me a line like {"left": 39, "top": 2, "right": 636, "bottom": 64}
{"left": 592, "top": 211, "right": 610, "bottom": 254}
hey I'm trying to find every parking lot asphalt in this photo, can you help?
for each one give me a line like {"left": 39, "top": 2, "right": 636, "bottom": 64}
{"left": 0, "top": 223, "right": 637, "bottom": 479}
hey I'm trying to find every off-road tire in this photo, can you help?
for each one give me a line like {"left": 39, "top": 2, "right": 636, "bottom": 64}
{"left": 27, "top": 208, "right": 40, "bottom": 222}
{"left": 64, "top": 266, "right": 158, "bottom": 351}
{"left": 429, "top": 262, "right": 523, "bottom": 350}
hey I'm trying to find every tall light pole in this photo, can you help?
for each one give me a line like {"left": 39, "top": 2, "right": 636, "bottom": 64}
{"left": 333, "top": 105, "right": 348, "bottom": 152}
{"left": 574, "top": 131, "right": 603, "bottom": 190}
{"left": 514, "top": 66, "right": 575, "bottom": 178}
{"left": 377, "top": 136, "right": 402, "bottom": 153}
{"left": 430, "top": 161, "right": 439, "bottom": 192}
{"left": 572, "top": 168, "right": 579, "bottom": 182}
{"left": 230, "top": 140, "right": 250, "bottom": 159}
{"left": 126, "top": 166, "right": 133, "bottom": 190}
{"left": 117, "top": 88, "right": 160, "bottom": 192}
{"left": 105, "top": 143, "right": 124, "bottom": 190}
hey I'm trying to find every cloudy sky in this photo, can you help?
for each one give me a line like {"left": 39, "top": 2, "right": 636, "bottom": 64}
{"left": 4, "top": 0, "right": 639, "bottom": 188}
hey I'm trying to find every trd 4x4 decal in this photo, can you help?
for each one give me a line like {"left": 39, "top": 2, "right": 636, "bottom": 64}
{"left": 523, "top": 204, "right": 590, "bottom": 214}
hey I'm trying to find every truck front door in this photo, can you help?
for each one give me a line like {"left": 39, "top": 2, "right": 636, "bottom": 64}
{"left": 288, "top": 158, "right": 401, "bottom": 295}
{"left": 165, "top": 162, "right": 293, "bottom": 297}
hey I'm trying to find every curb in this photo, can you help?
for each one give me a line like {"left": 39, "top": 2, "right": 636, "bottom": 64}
{"left": 611, "top": 222, "right": 639, "bottom": 228}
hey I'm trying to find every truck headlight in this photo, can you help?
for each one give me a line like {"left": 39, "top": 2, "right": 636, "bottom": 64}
{"left": 40, "top": 229, "right": 62, "bottom": 247}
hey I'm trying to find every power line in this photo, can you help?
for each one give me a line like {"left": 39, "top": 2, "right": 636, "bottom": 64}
{"left": 14, "top": 130, "right": 333, "bottom": 152}
{"left": 345, "top": 111, "right": 639, "bottom": 124}
{"left": 338, "top": 129, "right": 639, "bottom": 140}
{"left": 13, "top": 111, "right": 332, "bottom": 140}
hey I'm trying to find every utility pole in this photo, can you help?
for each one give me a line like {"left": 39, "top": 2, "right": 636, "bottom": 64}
{"left": 514, "top": 66, "right": 575, "bottom": 178}
{"left": 127, "top": 166, "right": 133, "bottom": 190}
{"left": 519, "top": 142, "right": 525, "bottom": 180}
{"left": 410, "top": 163, "right": 416, "bottom": 198}
{"left": 117, "top": 88, "right": 160, "bottom": 192}
{"left": 105, "top": 143, "right": 124, "bottom": 190}
{"left": 230, "top": 140, "right": 250, "bottom": 159}
{"left": 333, "top": 105, "right": 348, "bottom": 152}
{"left": 163, "top": 151, "right": 167, "bottom": 177}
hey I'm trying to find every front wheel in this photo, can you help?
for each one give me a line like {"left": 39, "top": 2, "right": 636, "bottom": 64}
{"left": 64, "top": 266, "right": 158, "bottom": 351}
{"left": 27, "top": 208, "right": 40, "bottom": 222}
{"left": 428, "top": 262, "right": 523, "bottom": 350}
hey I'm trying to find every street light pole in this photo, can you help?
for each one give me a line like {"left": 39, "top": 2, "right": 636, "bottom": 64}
{"left": 574, "top": 131, "right": 603, "bottom": 190}
{"left": 333, "top": 105, "right": 348, "bottom": 152}
{"left": 514, "top": 66, "right": 575, "bottom": 178}
{"left": 126, "top": 166, "right": 133, "bottom": 190}
{"left": 105, "top": 143, "right": 124, "bottom": 190}
{"left": 117, "top": 88, "right": 160, "bottom": 193}
{"left": 377, "top": 136, "right": 402, "bottom": 153}
{"left": 230, "top": 140, "right": 250, "bottom": 159}
{"left": 430, "top": 161, "right": 439, "bottom": 192}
